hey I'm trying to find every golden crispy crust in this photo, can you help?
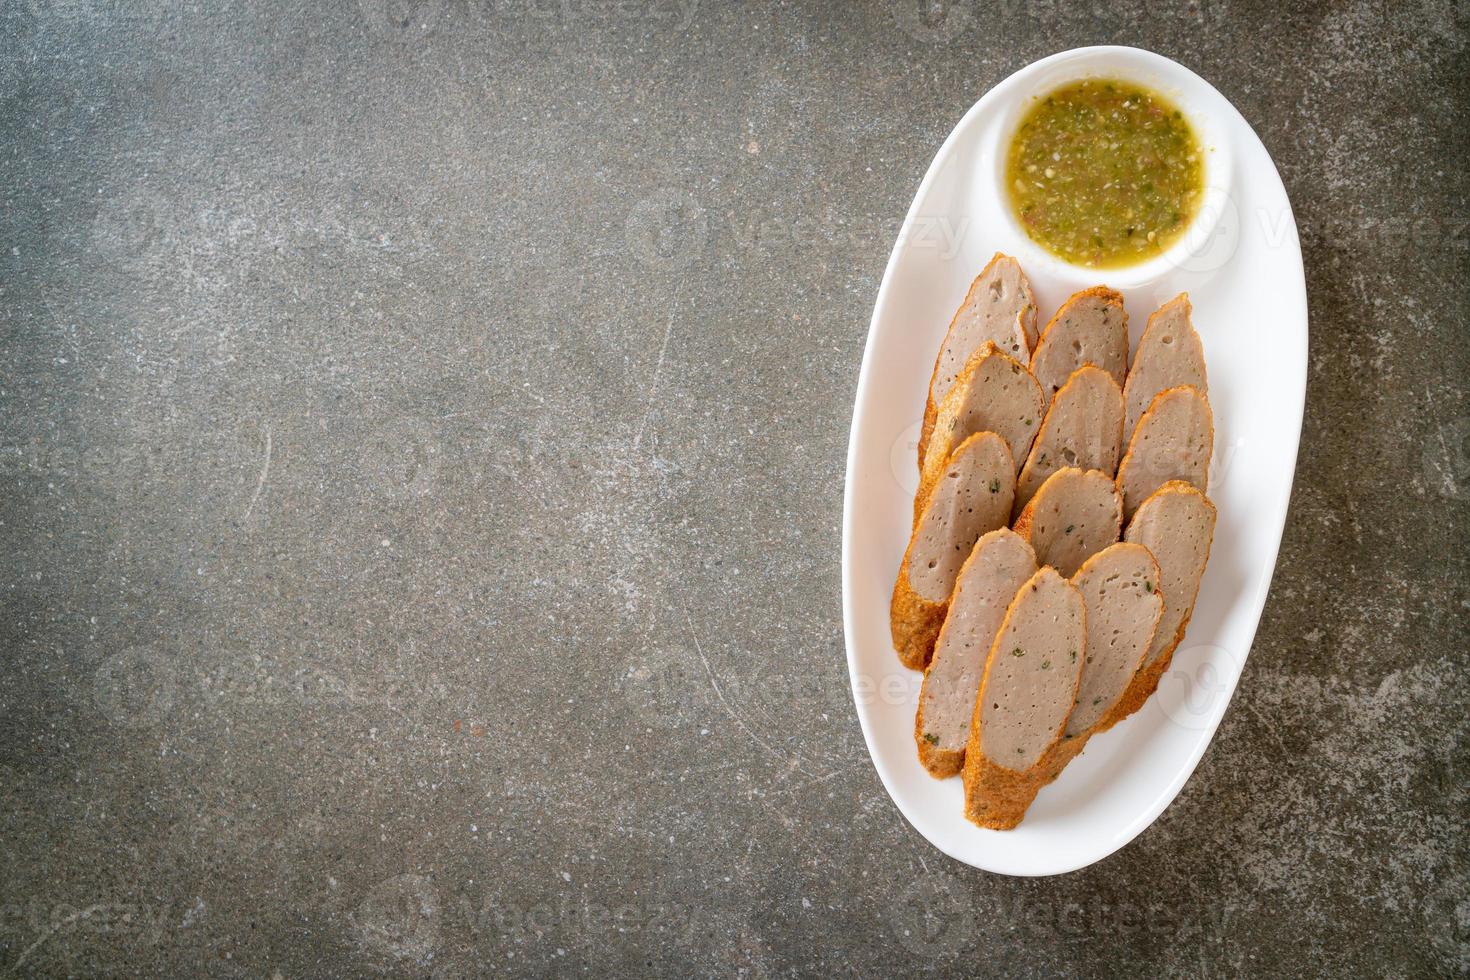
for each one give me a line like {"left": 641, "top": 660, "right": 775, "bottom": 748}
{"left": 1107, "top": 481, "right": 1217, "bottom": 726}
{"left": 1106, "top": 640, "right": 1177, "bottom": 726}
{"left": 920, "top": 400, "right": 938, "bottom": 478}
{"left": 890, "top": 431, "right": 1006, "bottom": 670}
{"left": 1122, "top": 293, "right": 1205, "bottom": 439}
{"left": 914, "top": 344, "right": 1034, "bottom": 525}
{"left": 1036, "top": 545, "right": 1164, "bottom": 782}
{"left": 963, "top": 750, "right": 1043, "bottom": 829}
{"left": 1010, "top": 479, "right": 1040, "bottom": 540}
{"left": 889, "top": 554, "right": 949, "bottom": 670}
{"left": 1038, "top": 732, "right": 1088, "bottom": 785}
{"left": 1015, "top": 365, "right": 1125, "bottom": 520}
{"left": 1031, "top": 285, "right": 1126, "bottom": 377}
{"left": 913, "top": 528, "right": 1037, "bottom": 778}
{"left": 1116, "top": 385, "right": 1214, "bottom": 516}
{"left": 1127, "top": 292, "right": 1192, "bottom": 374}
{"left": 920, "top": 407, "right": 937, "bottom": 476}
{"left": 1105, "top": 592, "right": 1202, "bottom": 725}
{"left": 961, "top": 568, "right": 1085, "bottom": 829}
{"left": 918, "top": 253, "right": 1036, "bottom": 465}
{"left": 913, "top": 596, "right": 965, "bottom": 771}
{"left": 1039, "top": 284, "right": 1124, "bottom": 331}
{"left": 916, "top": 724, "right": 965, "bottom": 778}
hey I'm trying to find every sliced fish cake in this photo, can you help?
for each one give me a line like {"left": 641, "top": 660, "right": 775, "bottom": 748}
{"left": 962, "top": 566, "right": 1086, "bottom": 829}
{"left": 915, "top": 529, "right": 1038, "bottom": 778}
{"left": 919, "top": 254, "right": 1037, "bottom": 463}
{"left": 1116, "top": 385, "right": 1213, "bottom": 519}
{"left": 890, "top": 432, "right": 1016, "bottom": 670}
{"left": 1029, "top": 286, "right": 1128, "bottom": 411}
{"left": 1043, "top": 543, "right": 1164, "bottom": 778}
{"left": 1015, "top": 365, "right": 1125, "bottom": 515}
{"left": 917, "top": 344, "right": 1043, "bottom": 520}
{"left": 1122, "top": 293, "right": 1208, "bottom": 438}
{"left": 1012, "top": 467, "right": 1122, "bottom": 578}
{"left": 1114, "top": 481, "right": 1217, "bottom": 720}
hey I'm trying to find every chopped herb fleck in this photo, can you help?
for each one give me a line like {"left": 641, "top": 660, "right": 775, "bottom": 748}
{"left": 1070, "top": 650, "right": 1077, "bottom": 663}
{"left": 1144, "top": 580, "right": 1153, "bottom": 593}
{"left": 1011, "top": 647, "right": 1025, "bottom": 658}
{"left": 1092, "top": 696, "right": 1103, "bottom": 706}
{"left": 989, "top": 479, "right": 1000, "bottom": 494}
{"left": 1041, "top": 659, "right": 1051, "bottom": 670}
{"left": 923, "top": 733, "right": 939, "bottom": 745}
{"left": 1064, "top": 524, "right": 1075, "bottom": 534}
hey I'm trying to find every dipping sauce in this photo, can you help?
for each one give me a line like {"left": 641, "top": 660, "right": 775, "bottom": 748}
{"left": 1005, "top": 79, "right": 1204, "bottom": 269}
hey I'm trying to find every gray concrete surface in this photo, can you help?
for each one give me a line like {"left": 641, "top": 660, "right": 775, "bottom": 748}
{"left": 1, "top": 0, "right": 1466, "bottom": 976}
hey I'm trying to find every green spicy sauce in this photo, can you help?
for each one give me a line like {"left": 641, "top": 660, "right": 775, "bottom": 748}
{"left": 1006, "top": 79, "right": 1204, "bottom": 269}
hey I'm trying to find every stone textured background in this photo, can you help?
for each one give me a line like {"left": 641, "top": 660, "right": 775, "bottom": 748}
{"left": 1, "top": 0, "right": 1466, "bottom": 976}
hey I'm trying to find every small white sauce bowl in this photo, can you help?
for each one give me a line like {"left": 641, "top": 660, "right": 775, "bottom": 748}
{"left": 989, "top": 47, "right": 1235, "bottom": 290}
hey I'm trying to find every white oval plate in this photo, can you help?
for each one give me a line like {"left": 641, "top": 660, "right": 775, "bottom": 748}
{"left": 841, "top": 46, "right": 1307, "bottom": 876}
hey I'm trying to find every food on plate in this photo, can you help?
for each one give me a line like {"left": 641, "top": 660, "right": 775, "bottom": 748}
{"left": 1028, "top": 286, "right": 1128, "bottom": 409}
{"left": 1005, "top": 78, "right": 1205, "bottom": 269}
{"left": 890, "top": 432, "right": 1017, "bottom": 670}
{"left": 887, "top": 252, "right": 1222, "bottom": 830}
{"left": 919, "top": 253, "right": 1037, "bottom": 463}
{"left": 918, "top": 344, "right": 1043, "bottom": 516}
{"left": 962, "top": 566, "right": 1086, "bottom": 829}
{"left": 915, "top": 529, "right": 1038, "bottom": 777}
{"left": 1116, "top": 385, "right": 1213, "bottom": 518}
{"left": 1012, "top": 467, "right": 1122, "bottom": 578}
{"left": 1042, "top": 543, "right": 1164, "bottom": 777}
{"left": 1015, "top": 365, "right": 1125, "bottom": 514}
{"left": 1122, "top": 293, "right": 1208, "bottom": 438}
{"left": 1114, "top": 481, "right": 1217, "bottom": 719}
